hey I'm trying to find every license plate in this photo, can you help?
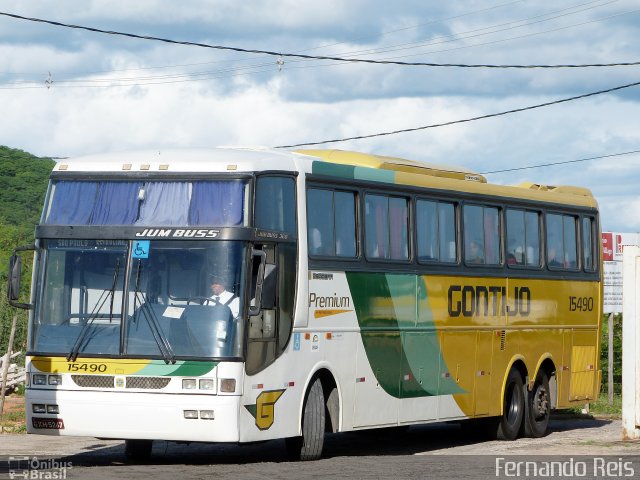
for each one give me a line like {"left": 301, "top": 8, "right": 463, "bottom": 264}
{"left": 32, "top": 417, "right": 65, "bottom": 429}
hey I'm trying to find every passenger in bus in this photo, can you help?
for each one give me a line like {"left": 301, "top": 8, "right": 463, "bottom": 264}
{"left": 310, "top": 227, "right": 331, "bottom": 256}
{"left": 547, "top": 247, "right": 563, "bottom": 268}
{"left": 208, "top": 275, "right": 239, "bottom": 319}
{"left": 467, "top": 240, "right": 484, "bottom": 264}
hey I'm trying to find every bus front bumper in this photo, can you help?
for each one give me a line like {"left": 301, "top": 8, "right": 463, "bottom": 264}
{"left": 26, "top": 389, "right": 240, "bottom": 442}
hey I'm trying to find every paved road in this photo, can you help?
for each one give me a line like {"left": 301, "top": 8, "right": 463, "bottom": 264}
{"left": 1, "top": 416, "right": 639, "bottom": 479}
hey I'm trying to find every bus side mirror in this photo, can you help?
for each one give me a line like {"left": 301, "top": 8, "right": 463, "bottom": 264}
{"left": 7, "top": 244, "right": 35, "bottom": 309}
{"left": 8, "top": 255, "right": 21, "bottom": 302}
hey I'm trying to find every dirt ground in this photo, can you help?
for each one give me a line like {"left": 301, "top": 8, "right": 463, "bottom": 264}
{"left": 0, "top": 394, "right": 25, "bottom": 432}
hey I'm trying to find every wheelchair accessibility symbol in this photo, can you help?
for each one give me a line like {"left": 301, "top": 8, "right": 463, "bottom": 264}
{"left": 132, "top": 240, "right": 150, "bottom": 259}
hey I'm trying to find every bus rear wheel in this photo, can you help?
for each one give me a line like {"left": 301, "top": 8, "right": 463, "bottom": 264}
{"left": 124, "top": 439, "right": 152, "bottom": 462}
{"left": 285, "top": 377, "right": 325, "bottom": 461}
{"left": 524, "top": 371, "right": 550, "bottom": 438}
{"left": 496, "top": 369, "right": 525, "bottom": 440}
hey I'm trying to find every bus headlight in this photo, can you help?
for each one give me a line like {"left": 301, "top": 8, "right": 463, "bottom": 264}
{"left": 182, "top": 379, "right": 197, "bottom": 390}
{"left": 183, "top": 410, "right": 198, "bottom": 419}
{"left": 32, "top": 374, "right": 47, "bottom": 385}
{"left": 199, "top": 410, "right": 215, "bottom": 420}
{"left": 48, "top": 375, "right": 63, "bottom": 385}
{"left": 220, "top": 378, "right": 236, "bottom": 393}
{"left": 32, "top": 404, "right": 46, "bottom": 413}
{"left": 199, "top": 379, "right": 214, "bottom": 390}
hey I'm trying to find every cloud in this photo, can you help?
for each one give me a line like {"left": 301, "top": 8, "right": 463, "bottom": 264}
{"left": 1, "top": 1, "right": 639, "bottom": 232}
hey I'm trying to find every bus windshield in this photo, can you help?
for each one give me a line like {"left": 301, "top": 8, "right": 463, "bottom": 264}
{"left": 32, "top": 239, "right": 247, "bottom": 360}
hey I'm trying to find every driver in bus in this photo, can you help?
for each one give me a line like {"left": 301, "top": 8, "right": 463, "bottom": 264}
{"left": 208, "top": 275, "right": 240, "bottom": 319}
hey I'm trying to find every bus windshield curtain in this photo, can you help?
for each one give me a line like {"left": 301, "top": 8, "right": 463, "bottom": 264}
{"left": 136, "top": 182, "right": 189, "bottom": 225}
{"left": 46, "top": 181, "right": 98, "bottom": 224}
{"left": 46, "top": 180, "right": 245, "bottom": 226}
{"left": 91, "top": 182, "right": 142, "bottom": 225}
{"left": 188, "top": 181, "right": 244, "bottom": 226}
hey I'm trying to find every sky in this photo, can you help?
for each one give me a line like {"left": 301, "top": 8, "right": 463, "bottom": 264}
{"left": 1, "top": 0, "right": 639, "bottom": 231}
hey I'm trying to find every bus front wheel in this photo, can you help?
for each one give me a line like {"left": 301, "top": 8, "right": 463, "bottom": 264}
{"left": 285, "top": 377, "right": 325, "bottom": 461}
{"left": 496, "top": 369, "right": 525, "bottom": 440}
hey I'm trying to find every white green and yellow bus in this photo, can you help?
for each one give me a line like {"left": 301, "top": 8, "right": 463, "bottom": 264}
{"left": 8, "top": 148, "right": 602, "bottom": 461}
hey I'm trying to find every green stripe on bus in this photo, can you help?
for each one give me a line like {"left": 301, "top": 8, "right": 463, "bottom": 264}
{"left": 138, "top": 360, "right": 218, "bottom": 376}
{"left": 346, "top": 272, "right": 463, "bottom": 398}
{"left": 311, "top": 161, "right": 356, "bottom": 178}
{"left": 353, "top": 166, "right": 395, "bottom": 184}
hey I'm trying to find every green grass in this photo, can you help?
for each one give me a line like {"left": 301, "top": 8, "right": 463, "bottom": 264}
{"left": 563, "top": 393, "right": 622, "bottom": 416}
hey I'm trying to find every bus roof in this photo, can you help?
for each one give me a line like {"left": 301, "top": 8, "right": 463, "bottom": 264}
{"left": 297, "top": 149, "right": 598, "bottom": 210}
{"left": 53, "top": 147, "right": 598, "bottom": 209}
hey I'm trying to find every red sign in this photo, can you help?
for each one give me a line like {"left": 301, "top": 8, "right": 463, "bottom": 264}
{"left": 602, "top": 232, "right": 613, "bottom": 261}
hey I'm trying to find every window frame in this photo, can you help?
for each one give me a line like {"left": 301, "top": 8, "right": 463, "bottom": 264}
{"left": 363, "top": 191, "right": 411, "bottom": 264}
{"left": 306, "top": 187, "right": 358, "bottom": 260}
{"left": 462, "top": 203, "right": 504, "bottom": 268}
{"left": 415, "top": 197, "right": 458, "bottom": 265}
{"left": 254, "top": 174, "right": 298, "bottom": 235}
{"left": 505, "top": 208, "right": 543, "bottom": 270}
{"left": 545, "top": 212, "right": 580, "bottom": 272}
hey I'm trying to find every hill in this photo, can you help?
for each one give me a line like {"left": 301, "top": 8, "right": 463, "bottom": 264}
{"left": 0, "top": 146, "right": 55, "bottom": 229}
{"left": 0, "top": 146, "right": 54, "bottom": 354}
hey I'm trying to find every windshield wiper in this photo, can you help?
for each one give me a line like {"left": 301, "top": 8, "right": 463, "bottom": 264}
{"left": 132, "top": 259, "right": 176, "bottom": 364}
{"left": 67, "top": 258, "right": 121, "bottom": 362}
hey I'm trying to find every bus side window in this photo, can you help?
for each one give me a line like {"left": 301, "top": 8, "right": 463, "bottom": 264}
{"left": 365, "top": 194, "right": 408, "bottom": 261}
{"left": 417, "top": 199, "right": 457, "bottom": 263}
{"left": 506, "top": 209, "right": 540, "bottom": 267}
{"left": 255, "top": 176, "right": 296, "bottom": 234}
{"left": 306, "top": 188, "right": 357, "bottom": 258}
{"left": 582, "top": 217, "right": 596, "bottom": 271}
{"left": 546, "top": 213, "right": 578, "bottom": 269}
{"left": 464, "top": 205, "right": 501, "bottom": 265}
{"left": 307, "top": 189, "right": 334, "bottom": 256}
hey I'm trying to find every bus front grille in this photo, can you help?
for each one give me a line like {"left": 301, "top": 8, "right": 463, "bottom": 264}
{"left": 125, "top": 376, "right": 171, "bottom": 389}
{"left": 71, "top": 375, "right": 115, "bottom": 388}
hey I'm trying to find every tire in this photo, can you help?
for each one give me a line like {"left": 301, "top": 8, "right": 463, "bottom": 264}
{"left": 524, "top": 371, "right": 551, "bottom": 438}
{"left": 124, "top": 439, "right": 152, "bottom": 462}
{"left": 496, "top": 369, "right": 525, "bottom": 440}
{"left": 285, "top": 377, "right": 325, "bottom": 461}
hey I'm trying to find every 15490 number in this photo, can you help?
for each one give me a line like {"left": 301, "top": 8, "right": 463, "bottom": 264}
{"left": 569, "top": 296, "right": 594, "bottom": 312}
{"left": 67, "top": 363, "right": 107, "bottom": 373}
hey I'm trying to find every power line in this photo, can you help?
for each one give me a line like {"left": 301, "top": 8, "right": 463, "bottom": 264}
{"left": 0, "top": 1, "right": 529, "bottom": 78}
{"left": 274, "top": 78, "right": 640, "bottom": 149}
{"left": 0, "top": 0, "right": 611, "bottom": 81}
{"left": 480, "top": 149, "right": 640, "bottom": 174}
{"left": 322, "top": 0, "right": 621, "bottom": 60}
{"left": 2, "top": 11, "right": 640, "bottom": 70}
